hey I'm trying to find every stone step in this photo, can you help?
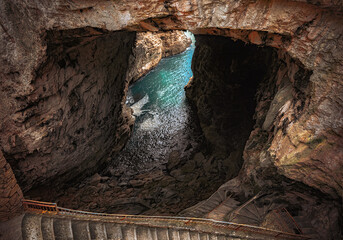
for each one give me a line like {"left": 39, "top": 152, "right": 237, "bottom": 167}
{"left": 216, "top": 235, "right": 226, "bottom": 240}
{"left": 122, "top": 225, "right": 137, "bottom": 240}
{"left": 208, "top": 234, "right": 218, "bottom": 240}
{"left": 199, "top": 233, "right": 210, "bottom": 240}
{"left": 53, "top": 218, "right": 73, "bottom": 239}
{"left": 189, "top": 231, "right": 201, "bottom": 240}
{"left": 22, "top": 214, "right": 43, "bottom": 240}
{"left": 230, "top": 212, "right": 260, "bottom": 226}
{"left": 181, "top": 190, "right": 230, "bottom": 218}
{"left": 136, "top": 226, "right": 156, "bottom": 240}
{"left": 239, "top": 205, "right": 262, "bottom": 221}
{"left": 207, "top": 197, "right": 239, "bottom": 220}
{"left": 156, "top": 228, "right": 170, "bottom": 240}
{"left": 149, "top": 227, "right": 158, "bottom": 240}
{"left": 89, "top": 222, "right": 107, "bottom": 239}
{"left": 72, "top": 220, "right": 91, "bottom": 240}
{"left": 168, "top": 228, "right": 181, "bottom": 240}
{"left": 179, "top": 230, "right": 191, "bottom": 240}
{"left": 41, "top": 216, "right": 54, "bottom": 240}
{"left": 104, "top": 223, "right": 123, "bottom": 239}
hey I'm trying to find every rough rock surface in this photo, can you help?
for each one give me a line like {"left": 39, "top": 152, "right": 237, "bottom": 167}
{"left": 0, "top": 150, "right": 23, "bottom": 221}
{"left": 184, "top": 35, "right": 342, "bottom": 239}
{"left": 185, "top": 35, "right": 278, "bottom": 179}
{"left": 1, "top": 29, "right": 136, "bottom": 192}
{"left": 0, "top": 1, "right": 342, "bottom": 237}
{"left": 128, "top": 31, "right": 192, "bottom": 83}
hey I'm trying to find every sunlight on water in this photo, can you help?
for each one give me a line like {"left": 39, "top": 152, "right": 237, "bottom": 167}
{"left": 113, "top": 39, "right": 196, "bottom": 175}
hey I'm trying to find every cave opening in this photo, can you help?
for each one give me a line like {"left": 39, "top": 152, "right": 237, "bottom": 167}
{"left": 186, "top": 34, "right": 278, "bottom": 174}
{"left": 19, "top": 28, "right": 314, "bottom": 219}
{"left": 112, "top": 33, "right": 197, "bottom": 178}
{"left": 0, "top": 1, "right": 342, "bottom": 237}
{"left": 6, "top": 26, "right": 342, "bottom": 239}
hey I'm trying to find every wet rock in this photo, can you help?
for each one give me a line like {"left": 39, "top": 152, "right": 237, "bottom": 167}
{"left": 129, "top": 179, "right": 145, "bottom": 188}
{"left": 159, "top": 176, "right": 176, "bottom": 187}
{"left": 193, "top": 152, "right": 205, "bottom": 167}
{"left": 108, "top": 180, "right": 118, "bottom": 188}
{"left": 88, "top": 173, "right": 102, "bottom": 184}
{"left": 180, "top": 159, "right": 196, "bottom": 174}
{"left": 167, "top": 151, "right": 181, "bottom": 170}
{"left": 170, "top": 169, "right": 185, "bottom": 182}
{"left": 161, "top": 188, "right": 177, "bottom": 199}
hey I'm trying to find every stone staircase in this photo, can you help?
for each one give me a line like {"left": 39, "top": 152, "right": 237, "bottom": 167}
{"left": 19, "top": 199, "right": 310, "bottom": 240}
{"left": 21, "top": 213, "right": 249, "bottom": 240}
{"left": 180, "top": 187, "right": 236, "bottom": 219}
{"left": 292, "top": 216, "right": 320, "bottom": 240}
{"left": 180, "top": 190, "right": 318, "bottom": 239}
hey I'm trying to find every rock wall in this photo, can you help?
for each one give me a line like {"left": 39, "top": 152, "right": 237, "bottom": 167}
{"left": 1, "top": 29, "right": 136, "bottom": 192}
{"left": 0, "top": 0, "right": 342, "bottom": 228}
{"left": 185, "top": 36, "right": 277, "bottom": 179}
{"left": 0, "top": 150, "right": 23, "bottom": 221}
{"left": 159, "top": 31, "right": 192, "bottom": 58}
{"left": 128, "top": 31, "right": 191, "bottom": 83}
{"left": 184, "top": 35, "right": 342, "bottom": 239}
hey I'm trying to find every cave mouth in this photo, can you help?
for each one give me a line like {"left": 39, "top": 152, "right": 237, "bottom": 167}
{"left": 111, "top": 40, "right": 199, "bottom": 179}
{"left": 185, "top": 35, "right": 279, "bottom": 177}
{"left": 21, "top": 29, "right": 309, "bottom": 216}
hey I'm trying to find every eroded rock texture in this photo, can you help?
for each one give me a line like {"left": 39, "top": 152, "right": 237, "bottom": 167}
{"left": 184, "top": 35, "right": 342, "bottom": 238}
{"left": 128, "top": 30, "right": 192, "bottom": 83}
{"left": 0, "top": 150, "right": 23, "bottom": 221}
{"left": 0, "top": 0, "right": 342, "bottom": 236}
{"left": 185, "top": 36, "right": 277, "bottom": 179}
{"left": 2, "top": 29, "right": 136, "bottom": 192}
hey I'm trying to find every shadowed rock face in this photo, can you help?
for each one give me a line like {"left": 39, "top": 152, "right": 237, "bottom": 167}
{"left": 0, "top": 150, "right": 23, "bottom": 221}
{"left": 0, "top": 28, "right": 191, "bottom": 194}
{"left": 2, "top": 29, "right": 136, "bottom": 192}
{"left": 185, "top": 36, "right": 278, "bottom": 176}
{"left": 0, "top": 0, "right": 342, "bottom": 232}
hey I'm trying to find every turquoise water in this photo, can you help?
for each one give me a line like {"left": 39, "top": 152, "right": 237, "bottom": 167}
{"left": 127, "top": 46, "right": 194, "bottom": 115}
{"left": 111, "top": 43, "right": 200, "bottom": 176}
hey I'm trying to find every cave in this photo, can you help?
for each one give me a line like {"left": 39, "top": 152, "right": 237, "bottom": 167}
{"left": 1, "top": 1, "right": 342, "bottom": 240}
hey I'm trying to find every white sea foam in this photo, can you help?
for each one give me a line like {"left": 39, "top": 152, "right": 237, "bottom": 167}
{"left": 131, "top": 94, "right": 149, "bottom": 116}
{"left": 140, "top": 116, "right": 160, "bottom": 130}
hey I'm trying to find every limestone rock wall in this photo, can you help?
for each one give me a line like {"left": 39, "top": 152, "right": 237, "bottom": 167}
{"left": 159, "top": 31, "right": 192, "bottom": 58}
{"left": 0, "top": 150, "right": 23, "bottom": 221}
{"left": 1, "top": 29, "right": 136, "bottom": 192}
{"left": 128, "top": 32, "right": 163, "bottom": 83}
{"left": 128, "top": 31, "right": 191, "bottom": 83}
{"left": 185, "top": 35, "right": 278, "bottom": 179}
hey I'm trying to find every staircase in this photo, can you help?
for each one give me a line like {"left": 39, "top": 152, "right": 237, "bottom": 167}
{"left": 180, "top": 190, "right": 318, "bottom": 239}
{"left": 292, "top": 216, "right": 320, "bottom": 240}
{"left": 21, "top": 213, "right": 250, "bottom": 240}
{"left": 180, "top": 187, "right": 236, "bottom": 219}
{"left": 20, "top": 199, "right": 310, "bottom": 240}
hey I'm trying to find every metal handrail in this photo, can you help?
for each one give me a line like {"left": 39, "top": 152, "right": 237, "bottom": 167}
{"left": 22, "top": 199, "right": 310, "bottom": 239}
{"left": 22, "top": 199, "right": 58, "bottom": 214}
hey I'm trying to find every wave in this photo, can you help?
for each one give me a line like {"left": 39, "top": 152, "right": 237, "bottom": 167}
{"left": 130, "top": 94, "right": 149, "bottom": 117}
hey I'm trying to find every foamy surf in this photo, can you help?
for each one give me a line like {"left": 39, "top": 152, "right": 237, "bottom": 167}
{"left": 130, "top": 94, "right": 149, "bottom": 116}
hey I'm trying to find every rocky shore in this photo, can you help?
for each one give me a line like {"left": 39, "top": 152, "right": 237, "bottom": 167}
{"left": 128, "top": 31, "right": 192, "bottom": 83}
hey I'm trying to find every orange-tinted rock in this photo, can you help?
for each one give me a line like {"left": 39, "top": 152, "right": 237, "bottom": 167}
{"left": 248, "top": 31, "right": 263, "bottom": 45}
